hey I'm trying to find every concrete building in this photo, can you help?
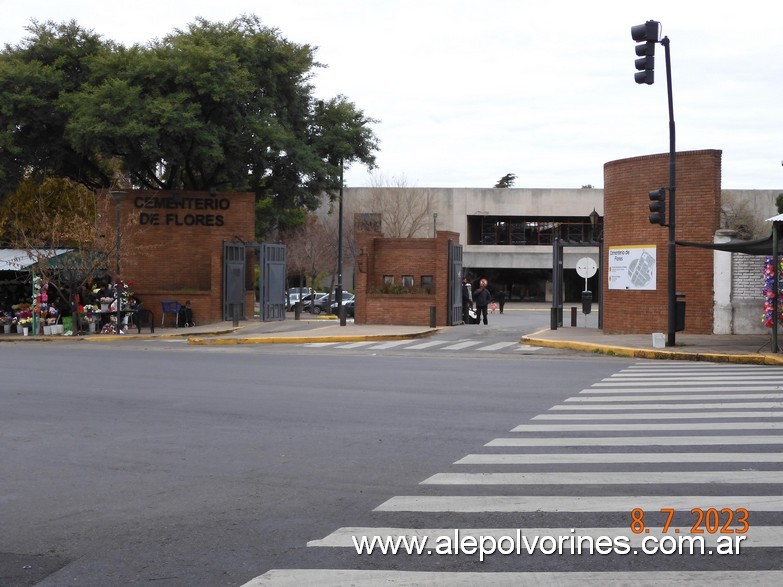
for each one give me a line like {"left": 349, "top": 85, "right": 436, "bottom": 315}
{"left": 340, "top": 152, "right": 781, "bottom": 335}
{"left": 344, "top": 186, "right": 603, "bottom": 303}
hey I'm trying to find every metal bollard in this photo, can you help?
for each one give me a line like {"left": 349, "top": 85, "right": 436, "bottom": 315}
{"left": 232, "top": 306, "right": 240, "bottom": 327}
{"left": 571, "top": 306, "right": 577, "bottom": 327}
{"left": 429, "top": 306, "right": 436, "bottom": 328}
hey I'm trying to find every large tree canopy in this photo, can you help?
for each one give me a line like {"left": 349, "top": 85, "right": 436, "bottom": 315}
{"left": 0, "top": 16, "right": 378, "bottom": 235}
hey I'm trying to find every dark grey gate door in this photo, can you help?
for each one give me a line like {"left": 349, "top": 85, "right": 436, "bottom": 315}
{"left": 448, "top": 240, "right": 463, "bottom": 326}
{"left": 261, "top": 243, "right": 286, "bottom": 321}
{"left": 223, "top": 242, "right": 245, "bottom": 321}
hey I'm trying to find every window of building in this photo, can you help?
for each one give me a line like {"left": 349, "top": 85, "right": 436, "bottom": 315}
{"left": 421, "top": 275, "right": 433, "bottom": 293}
{"left": 383, "top": 275, "right": 394, "bottom": 285}
{"left": 402, "top": 275, "right": 414, "bottom": 289}
{"left": 466, "top": 215, "right": 602, "bottom": 245}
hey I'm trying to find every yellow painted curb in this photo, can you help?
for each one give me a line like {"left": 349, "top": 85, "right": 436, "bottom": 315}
{"left": 521, "top": 336, "right": 783, "bottom": 365}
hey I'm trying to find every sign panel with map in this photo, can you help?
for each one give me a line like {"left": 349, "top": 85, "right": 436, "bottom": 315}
{"left": 607, "top": 245, "right": 657, "bottom": 290}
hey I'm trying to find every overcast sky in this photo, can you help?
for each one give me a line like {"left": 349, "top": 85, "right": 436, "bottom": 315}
{"left": 3, "top": 1, "right": 782, "bottom": 190}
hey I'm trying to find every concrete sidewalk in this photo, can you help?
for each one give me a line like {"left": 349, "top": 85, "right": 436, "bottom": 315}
{"left": 5, "top": 309, "right": 783, "bottom": 365}
{"left": 522, "top": 326, "right": 783, "bottom": 365}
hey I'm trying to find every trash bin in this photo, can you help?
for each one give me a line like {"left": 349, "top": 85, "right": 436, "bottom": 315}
{"left": 581, "top": 290, "right": 592, "bottom": 315}
{"left": 675, "top": 292, "right": 686, "bottom": 332}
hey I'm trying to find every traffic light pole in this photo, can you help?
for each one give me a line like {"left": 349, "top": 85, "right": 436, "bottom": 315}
{"left": 662, "top": 36, "right": 677, "bottom": 347}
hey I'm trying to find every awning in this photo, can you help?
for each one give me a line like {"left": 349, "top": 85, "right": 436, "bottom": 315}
{"left": 678, "top": 218, "right": 783, "bottom": 256}
{"left": 0, "top": 249, "right": 73, "bottom": 271}
{"left": 677, "top": 234, "right": 775, "bottom": 256}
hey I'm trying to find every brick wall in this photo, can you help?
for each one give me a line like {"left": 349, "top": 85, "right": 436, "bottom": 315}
{"left": 603, "top": 150, "right": 722, "bottom": 334}
{"left": 355, "top": 230, "right": 459, "bottom": 326}
{"left": 98, "top": 190, "right": 255, "bottom": 325}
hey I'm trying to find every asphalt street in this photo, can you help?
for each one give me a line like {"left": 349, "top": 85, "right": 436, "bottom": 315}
{"left": 2, "top": 312, "right": 782, "bottom": 586}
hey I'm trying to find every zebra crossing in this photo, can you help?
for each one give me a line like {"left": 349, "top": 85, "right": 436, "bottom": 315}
{"left": 243, "top": 362, "right": 783, "bottom": 586}
{"left": 301, "top": 338, "right": 541, "bottom": 353}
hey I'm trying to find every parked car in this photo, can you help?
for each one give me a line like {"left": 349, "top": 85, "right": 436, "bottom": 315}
{"left": 286, "top": 287, "right": 313, "bottom": 310}
{"left": 331, "top": 295, "right": 355, "bottom": 318}
{"left": 302, "top": 292, "right": 328, "bottom": 314}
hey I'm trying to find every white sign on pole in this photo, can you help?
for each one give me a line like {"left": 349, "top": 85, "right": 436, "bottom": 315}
{"left": 576, "top": 257, "right": 597, "bottom": 291}
{"left": 608, "top": 245, "right": 657, "bottom": 290}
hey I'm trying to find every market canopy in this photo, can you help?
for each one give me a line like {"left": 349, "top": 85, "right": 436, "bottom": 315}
{"left": 0, "top": 248, "right": 73, "bottom": 271}
{"left": 677, "top": 216, "right": 783, "bottom": 256}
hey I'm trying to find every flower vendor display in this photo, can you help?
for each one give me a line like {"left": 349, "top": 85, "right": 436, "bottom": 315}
{"left": 117, "top": 280, "right": 134, "bottom": 309}
{"left": 81, "top": 304, "right": 98, "bottom": 332}
{"left": 0, "top": 312, "right": 11, "bottom": 334}
{"left": 12, "top": 304, "right": 33, "bottom": 333}
{"left": 762, "top": 257, "right": 783, "bottom": 328}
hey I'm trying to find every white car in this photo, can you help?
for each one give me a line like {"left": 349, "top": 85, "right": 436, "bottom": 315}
{"left": 286, "top": 288, "right": 313, "bottom": 310}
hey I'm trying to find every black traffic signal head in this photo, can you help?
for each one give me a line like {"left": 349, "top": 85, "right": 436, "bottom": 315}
{"left": 631, "top": 21, "right": 660, "bottom": 43}
{"left": 648, "top": 188, "right": 666, "bottom": 226}
{"left": 631, "top": 21, "right": 660, "bottom": 85}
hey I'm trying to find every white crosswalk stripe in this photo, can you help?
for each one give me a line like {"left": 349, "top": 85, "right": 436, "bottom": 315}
{"left": 246, "top": 569, "right": 783, "bottom": 586}
{"left": 301, "top": 338, "right": 540, "bottom": 353}
{"left": 242, "top": 362, "right": 783, "bottom": 585}
{"left": 440, "top": 340, "right": 483, "bottom": 350}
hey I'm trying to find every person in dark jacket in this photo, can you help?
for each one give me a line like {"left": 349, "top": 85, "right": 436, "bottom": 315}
{"left": 473, "top": 279, "right": 491, "bottom": 325}
{"left": 461, "top": 278, "right": 472, "bottom": 324}
{"left": 178, "top": 300, "right": 195, "bottom": 327}
{"left": 496, "top": 289, "right": 506, "bottom": 313}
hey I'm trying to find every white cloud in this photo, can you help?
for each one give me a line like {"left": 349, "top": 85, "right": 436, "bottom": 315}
{"left": 2, "top": 0, "right": 782, "bottom": 189}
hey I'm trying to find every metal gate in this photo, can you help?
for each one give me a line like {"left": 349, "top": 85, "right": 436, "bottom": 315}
{"left": 223, "top": 242, "right": 246, "bottom": 321}
{"left": 448, "top": 240, "right": 463, "bottom": 326}
{"left": 260, "top": 243, "right": 286, "bottom": 321}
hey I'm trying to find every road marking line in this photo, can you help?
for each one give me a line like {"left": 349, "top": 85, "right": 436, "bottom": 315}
{"left": 244, "top": 570, "right": 783, "bottom": 587}
{"left": 593, "top": 378, "right": 783, "bottom": 386}
{"left": 421, "top": 471, "right": 783, "bottom": 485}
{"left": 455, "top": 452, "right": 783, "bottom": 464}
{"left": 404, "top": 340, "right": 449, "bottom": 349}
{"left": 308, "top": 526, "right": 783, "bottom": 548}
{"left": 478, "top": 342, "right": 518, "bottom": 351}
{"left": 441, "top": 340, "right": 483, "bottom": 350}
{"left": 374, "top": 495, "right": 783, "bottom": 512}
{"left": 567, "top": 393, "right": 783, "bottom": 402}
{"left": 334, "top": 341, "right": 376, "bottom": 349}
{"left": 533, "top": 411, "right": 783, "bottom": 420}
{"left": 550, "top": 402, "right": 783, "bottom": 410}
{"left": 513, "top": 422, "right": 783, "bottom": 431}
{"left": 487, "top": 435, "right": 783, "bottom": 446}
{"left": 579, "top": 386, "right": 783, "bottom": 394}
{"left": 367, "top": 340, "right": 415, "bottom": 349}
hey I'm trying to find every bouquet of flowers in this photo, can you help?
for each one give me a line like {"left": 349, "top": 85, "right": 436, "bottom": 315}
{"left": 13, "top": 304, "right": 33, "bottom": 327}
{"left": 762, "top": 257, "right": 783, "bottom": 327}
{"left": 117, "top": 280, "right": 134, "bottom": 308}
{"left": 82, "top": 304, "right": 96, "bottom": 322}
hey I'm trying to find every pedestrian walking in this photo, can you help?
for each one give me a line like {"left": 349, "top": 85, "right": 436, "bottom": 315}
{"left": 496, "top": 289, "right": 506, "bottom": 313}
{"left": 473, "top": 279, "right": 491, "bottom": 325}
{"left": 461, "top": 277, "right": 473, "bottom": 324}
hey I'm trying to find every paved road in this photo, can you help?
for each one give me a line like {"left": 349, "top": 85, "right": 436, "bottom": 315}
{"left": 3, "top": 343, "right": 782, "bottom": 586}
{"left": 245, "top": 361, "right": 783, "bottom": 586}
{"left": 1, "top": 342, "right": 613, "bottom": 586}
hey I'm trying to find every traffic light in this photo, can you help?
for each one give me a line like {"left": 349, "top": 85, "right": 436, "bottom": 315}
{"left": 631, "top": 20, "right": 660, "bottom": 85}
{"left": 648, "top": 188, "right": 666, "bottom": 225}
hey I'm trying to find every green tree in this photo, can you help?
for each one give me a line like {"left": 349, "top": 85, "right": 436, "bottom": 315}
{"left": 494, "top": 173, "right": 516, "bottom": 188}
{"left": 0, "top": 16, "right": 379, "bottom": 237}
{"left": 0, "top": 20, "right": 117, "bottom": 196}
